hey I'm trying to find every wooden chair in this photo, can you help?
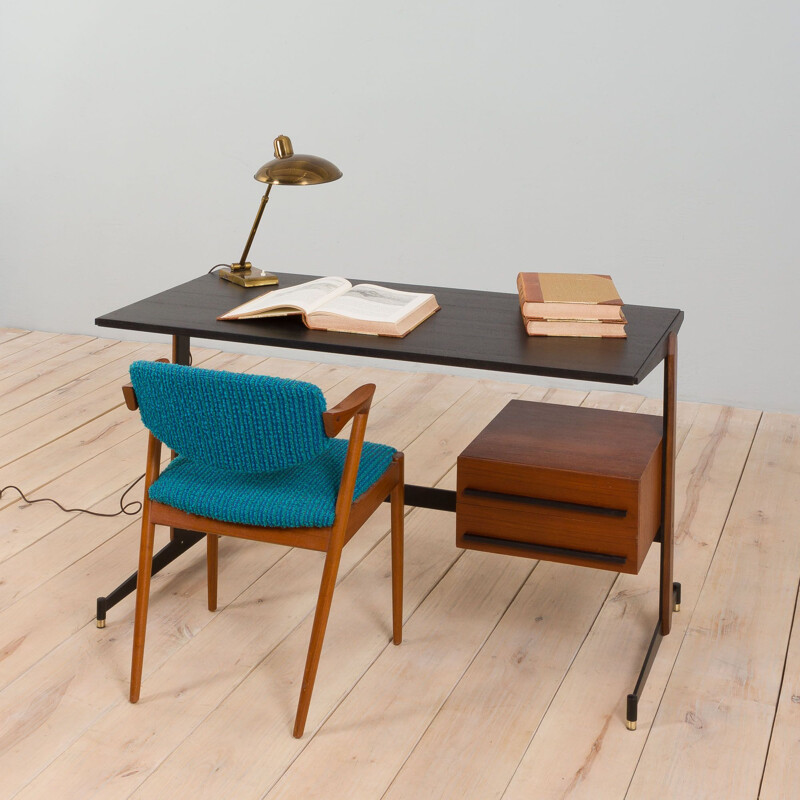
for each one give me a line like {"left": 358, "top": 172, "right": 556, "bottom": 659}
{"left": 122, "top": 360, "right": 403, "bottom": 738}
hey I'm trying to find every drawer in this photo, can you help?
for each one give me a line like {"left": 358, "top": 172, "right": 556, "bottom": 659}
{"left": 457, "top": 491, "right": 637, "bottom": 572}
{"left": 455, "top": 400, "right": 663, "bottom": 575}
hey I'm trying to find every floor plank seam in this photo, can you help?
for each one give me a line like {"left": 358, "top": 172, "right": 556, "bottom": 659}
{"left": 756, "top": 568, "right": 800, "bottom": 800}
{"left": 0, "top": 424, "right": 145, "bottom": 515}
{"left": 0, "top": 335, "right": 98, "bottom": 382}
{"left": 0, "top": 340, "right": 141, "bottom": 419}
{"left": 497, "top": 573, "right": 619, "bottom": 800}
{"left": 122, "top": 519, "right": 402, "bottom": 798}
{"left": 498, "top": 395, "right": 694, "bottom": 800}
{"left": 622, "top": 408, "right": 763, "bottom": 799}
{"left": 3, "top": 544, "right": 300, "bottom": 797}
{"left": 0, "top": 401, "right": 128, "bottom": 471}
{"left": 254, "top": 535, "right": 435, "bottom": 800}
{"left": 0, "top": 433, "right": 147, "bottom": 560}
{"left": 378, "top": 558, "right": 540, "bottom": 800}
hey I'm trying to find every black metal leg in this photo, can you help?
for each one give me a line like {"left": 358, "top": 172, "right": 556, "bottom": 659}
{"left": 96, "top": 529, "right": 205, "bottom": 627}
{"left": 96, "top": 334, "right": 198, "bottom": 628}
{"left": 384, "top": 484, "right": 456, "bottom": 512}
{"left": 626, "top": 581, "right": 681, "bottom": 730}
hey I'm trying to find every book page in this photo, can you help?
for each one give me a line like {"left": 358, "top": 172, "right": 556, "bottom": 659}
{"left": 219, "top": 276, "right": 351, "bottom": 319}
{"left": 316, "top": 283, "right": 431, "bottom": 324}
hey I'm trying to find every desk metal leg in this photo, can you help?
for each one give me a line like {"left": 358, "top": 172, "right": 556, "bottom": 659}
{"left": 96, "top": 530, "right": 205, "bottom": 627}
{"left": 626, "top": 581, "right": 680, "bottom": 730}
{"left": 96, "top": 335, "right": 199, "bottom": 627}
{"left": 626, "top": 332, "right": 679, "bottom": 729}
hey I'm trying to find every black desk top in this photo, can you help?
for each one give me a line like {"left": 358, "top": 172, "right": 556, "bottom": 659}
{"left": 96, "top": 272, "right": 683, "bottom": 385}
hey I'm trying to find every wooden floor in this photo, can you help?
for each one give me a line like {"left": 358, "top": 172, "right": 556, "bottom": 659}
{"left": 0, "top": 329, "right": 797, "bottom": 800}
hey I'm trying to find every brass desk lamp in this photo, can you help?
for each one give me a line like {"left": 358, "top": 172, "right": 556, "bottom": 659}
{"left": 218, "top": 135, "right": 343, "bottom": 287}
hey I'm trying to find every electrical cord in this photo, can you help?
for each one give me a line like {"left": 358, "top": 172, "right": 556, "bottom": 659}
{"left": 0, "top": 472, "right": 145, "bottom": 518}
{"left": 207, "top": 263, "right": 231, "bottom": 274}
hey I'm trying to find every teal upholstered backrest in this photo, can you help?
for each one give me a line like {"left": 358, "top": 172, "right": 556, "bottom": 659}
{"left": 129, "top": 361, "right": 329, "bottom": 473}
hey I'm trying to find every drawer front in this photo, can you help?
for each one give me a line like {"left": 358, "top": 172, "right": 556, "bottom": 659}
{"left": 456, "top": 493, "right": 639, "bottom": 573}
{"left": 458, "top": 459, "right": 640, "bottom": 513}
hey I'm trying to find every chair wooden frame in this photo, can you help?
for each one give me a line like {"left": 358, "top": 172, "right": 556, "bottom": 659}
{"left": 122, "top": 377, "right": 404, "bottom": 738}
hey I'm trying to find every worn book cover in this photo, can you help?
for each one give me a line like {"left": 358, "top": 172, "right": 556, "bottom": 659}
{"left": 524, "top": 318, "right": 627, "bottom": 338}
{"left": 517, "top": 273, "right": 625, "bottom": 322}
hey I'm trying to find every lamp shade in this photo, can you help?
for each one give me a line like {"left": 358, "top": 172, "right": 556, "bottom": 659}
{"left": 254, "top": 135, "right": 342, "bottom": 186}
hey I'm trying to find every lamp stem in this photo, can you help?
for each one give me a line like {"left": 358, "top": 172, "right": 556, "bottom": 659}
{"left": 235, "top": 183, "right": 272, "bottom": 269}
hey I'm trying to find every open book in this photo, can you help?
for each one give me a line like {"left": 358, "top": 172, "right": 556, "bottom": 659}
{"left": 217, "top": 276, "right": 440, "bottom": 338}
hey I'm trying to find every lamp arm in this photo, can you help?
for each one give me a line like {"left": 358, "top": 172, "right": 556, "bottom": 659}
{"left": 234, "top": 183, "right": 272, "bottom": 269}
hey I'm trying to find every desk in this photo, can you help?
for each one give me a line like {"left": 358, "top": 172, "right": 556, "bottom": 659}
{"left": 96, "top": 271, "right": 683, "bottom": 728}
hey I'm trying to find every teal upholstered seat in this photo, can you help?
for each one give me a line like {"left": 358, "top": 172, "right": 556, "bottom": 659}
{"left": 129, "top": 360, "right": 396, "bottom": 528}
{"left": 149, "top": 440, "right": 396, "bottom": 528}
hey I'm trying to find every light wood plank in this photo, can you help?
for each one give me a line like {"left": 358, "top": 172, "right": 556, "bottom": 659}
{"left": 382, "top": 388, "right": 597, "bottom": 800}
{"left": 265, "top": 547, "right": 535, "bottom": 800}
{"left": 627, "top": 413, "right": 800, "bottom": 799}
{"left": 0, "top": 328, "right": 30, "bottom": 344}
{"left": 0, "top": 333, "right": 94, "bottom": 380}
{"left": 0, "top": 337, "right": 143, "bottom": 416}
{"left": 0, "top": 331, "right": 58, "bottom": 369}
{"left": 760, "top": 576, "right": 800, "bottom": 799}
{"left": 0, "top": 341, "right": 171, "bottom": 438}
{"left": 0, "top": 345, "right": 153, "bottom": 468}
{"left": 582, "top": 390, "right": 646, "bottom": 412}
{"left": 0, "top": 524, "right": 287, "bottom": 800}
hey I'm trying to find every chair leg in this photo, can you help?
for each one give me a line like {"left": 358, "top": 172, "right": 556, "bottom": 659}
{"left": 130, "top": 513, "right": 156, "bottom": 703}
{"left": 293, "top": 540, "right": 344, "bottom": 738}
{"left": 391, "top": 454, "right": 404, "bottom": 646}
{"left": 207, "top": 534, "right": 219, "bottom": 612}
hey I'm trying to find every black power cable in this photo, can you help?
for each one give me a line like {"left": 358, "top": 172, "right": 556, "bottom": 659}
{"left": 0, "top": 472, "right": 145, "bottom": 518}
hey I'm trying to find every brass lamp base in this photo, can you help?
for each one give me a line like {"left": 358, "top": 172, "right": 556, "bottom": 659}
{"left": 218, "top": 264, "right": 279, "bottom": 288}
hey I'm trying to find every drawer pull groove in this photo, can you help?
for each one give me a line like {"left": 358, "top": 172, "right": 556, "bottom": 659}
{"left": 462, "top": 488, "right": 627, "bottom": 518}
{"left": 462, "top": 533, "right": 627, "bottom": 565}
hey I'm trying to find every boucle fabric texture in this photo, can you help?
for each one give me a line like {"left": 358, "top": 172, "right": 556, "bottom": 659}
{"left": 148, "top": 439, "right": 396, "bottom": 528}
{"left": 129, "top": 360, "right": 329, "bottom": 473}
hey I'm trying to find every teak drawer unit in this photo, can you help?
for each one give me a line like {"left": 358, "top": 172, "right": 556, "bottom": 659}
{"left": 456, "top": 400, "right": 663, "bottom": 574}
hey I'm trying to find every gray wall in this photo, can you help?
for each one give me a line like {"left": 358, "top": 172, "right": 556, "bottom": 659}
{"left": 2, "top": 1, "right": 798, "bottom": 411}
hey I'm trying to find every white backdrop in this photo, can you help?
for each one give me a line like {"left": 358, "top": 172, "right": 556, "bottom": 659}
{"left": 2, "top": 1, "right": 798, "bottom": 411}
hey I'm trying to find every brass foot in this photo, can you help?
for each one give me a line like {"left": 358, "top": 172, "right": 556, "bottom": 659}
{"left": 96, "top": 619, "right": 106, "bottom": 629}
{"left": 674, "top": 603, "right": 681, "bottom": 612}
{"left": 626, "top": 720, "right": 637, "bottom": 731}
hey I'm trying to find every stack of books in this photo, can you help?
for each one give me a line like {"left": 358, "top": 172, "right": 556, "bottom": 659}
{"left": 516, "top": 272, "right": 627, "bottom": 338}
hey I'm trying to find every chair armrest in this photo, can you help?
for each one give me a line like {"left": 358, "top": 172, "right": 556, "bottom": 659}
{"left": 323, "top": 384, "right": 376, "bottom": 437}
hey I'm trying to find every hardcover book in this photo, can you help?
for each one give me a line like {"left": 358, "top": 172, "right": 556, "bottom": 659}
{"left": 517, "top": 273, "right": 626, "bottom": 322}
{"left": 218, "top": 276, "right": 440, "bottom": 338}
{"left": 524, "top": 318, "right": 627, "bottom": 338}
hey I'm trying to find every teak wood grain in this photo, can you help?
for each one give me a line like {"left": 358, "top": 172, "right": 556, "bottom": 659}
{"left": 456, "top": 399, "right": 663, "bottom": 573}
